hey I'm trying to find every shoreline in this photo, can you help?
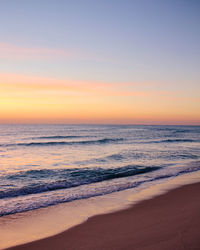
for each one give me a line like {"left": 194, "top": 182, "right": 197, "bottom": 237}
{"left": 7, "top": 181, "right": 200, "bottom": 250}
{"left": 2, "top": 170, "right": 199, "bottom": 250}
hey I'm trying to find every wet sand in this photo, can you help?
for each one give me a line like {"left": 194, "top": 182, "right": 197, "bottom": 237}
{"left": 8, "top": 182, "right": 200, "bottom": 250}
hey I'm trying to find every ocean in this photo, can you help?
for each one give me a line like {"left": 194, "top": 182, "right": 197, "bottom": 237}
{"left": 0, "top": 124, "right": 200, "bottom": 217}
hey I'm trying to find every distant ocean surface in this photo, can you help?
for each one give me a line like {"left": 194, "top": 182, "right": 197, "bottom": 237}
{"left": 0, "top": 124, "right": 200, "bottom": 217}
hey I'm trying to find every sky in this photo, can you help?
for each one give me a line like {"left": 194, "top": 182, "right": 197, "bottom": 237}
{"left": 0, "top": 0, "right": 199, "bottom": 124}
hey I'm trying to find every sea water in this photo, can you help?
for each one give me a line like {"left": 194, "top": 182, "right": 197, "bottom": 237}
{"left": 0, "top": 124, "right": 200, "bottom": 217}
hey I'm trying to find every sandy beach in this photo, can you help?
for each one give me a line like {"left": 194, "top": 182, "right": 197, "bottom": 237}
{"left": 7, "top": 182, "right": 200, "bottom": 250}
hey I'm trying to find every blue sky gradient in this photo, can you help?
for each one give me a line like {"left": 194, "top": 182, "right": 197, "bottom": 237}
{"left": 0, "top": 0, "right": 199, "bottom": 124}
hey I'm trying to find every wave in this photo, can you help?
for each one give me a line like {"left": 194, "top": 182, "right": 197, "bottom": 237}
{"left": 0, "top": 138, "right": 123, "bottom": 147}
{"left": 87, "top": 152, "right": 144, "bottom": 164}
{"left": 0, "top": 165, "right": 160, "bottom": 199}
{"left": 150, "top": 139, "right": 198, "bottom": 143}
{"left": 30, "top": 135, "right": 94, "bottom": 139}
{"left": 148, "top": 126, "right": 200, "bottom": 133}
{"left": 1, "top": 163, "right": 200, "bottom": 217}
{"left": 172, "top": 129, "right": 192, "bottom": 133}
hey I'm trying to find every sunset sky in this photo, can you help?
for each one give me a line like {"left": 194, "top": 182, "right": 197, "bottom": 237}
{"left": 0, "top": 0, "right": 199, "bottom": 124}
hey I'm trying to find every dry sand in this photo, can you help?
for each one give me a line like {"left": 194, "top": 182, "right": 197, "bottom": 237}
{"left": 8, "top": 182, "right": 200, "bottom": 250}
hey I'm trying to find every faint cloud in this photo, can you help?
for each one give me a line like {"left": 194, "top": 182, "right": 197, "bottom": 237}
{"left": 0, "top": 42, "right": 108, "bottom": 62}
{"left": 0, "top": 72, "right": 173, "bottom": 98}
{"left": 0, "top": 43, "right": 76, "bottom": 60}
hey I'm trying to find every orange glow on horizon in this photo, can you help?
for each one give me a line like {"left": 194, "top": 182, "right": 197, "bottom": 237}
{"left": 0, "top": 73, "right": 199, "bottom": 125}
